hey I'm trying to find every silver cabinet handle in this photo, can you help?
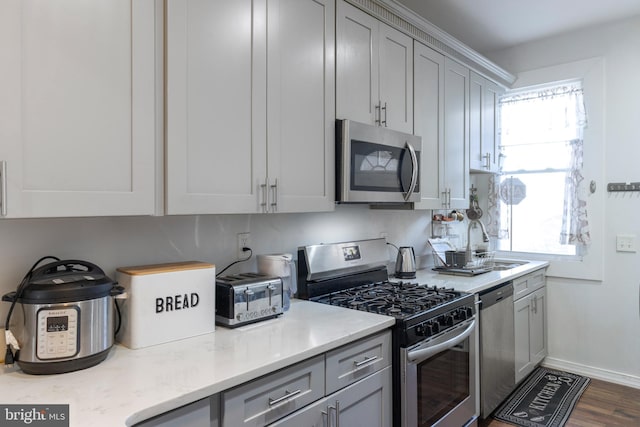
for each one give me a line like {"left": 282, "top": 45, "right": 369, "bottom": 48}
{"left": 327, "top": 401, "right": 340, "bottom": 427}
{"left": 0, "top": 161, "right": 6, "bottom": 217}
{"left": 353, "top": 355, "right": 379, "bottom": 369}
{"left": 404, "top": 141, "right": 419, "bottom": 202}
{"left": 270, "top": 178, "right": 278, "bottom": 212}
{"left": 268, "top": 389, "right": 302, "bottom": 406}
{"left": 441, "top": 188, "right": 452, "bottom": 209}
{"left": 374, "top": 101, "right": 381, "bottom": 125}
{"left": 483, "top": 153, "right": 491, "bottom": 169}
{"left": 381, "top": 102, "right": 387, "bottom": 127}
{"left": 260, "top": 178, "right": 269, "bottom": 213}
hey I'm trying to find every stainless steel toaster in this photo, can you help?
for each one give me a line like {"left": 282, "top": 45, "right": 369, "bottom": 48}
{"left": 215, "top": 273, "right": 283, "bottom": 327}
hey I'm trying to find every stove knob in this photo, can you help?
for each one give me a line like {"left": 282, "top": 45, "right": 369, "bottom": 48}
{"left": 448, "top": 314, "right": 455, "bottom": 326}
{"left": 465, "top": 307, "right": 474, "bottom": 318}
{"left": 424, "top": 322, "right": 436, "bottom": 337}
{"left": 441, "top": 314, "right": 454, "bottom": 327}
{"left": 456, "top": 308, "right": 468, "bottom": 320}
{"left": 415, "top": 324, "right": 426, "bottom": 337}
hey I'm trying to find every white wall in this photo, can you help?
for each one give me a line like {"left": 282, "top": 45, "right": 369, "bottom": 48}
{"left": 487, "top": 15, "right": 640, "bottom": 387}
{"left": 0, "top": 206, "right": 433, "bottom": 326}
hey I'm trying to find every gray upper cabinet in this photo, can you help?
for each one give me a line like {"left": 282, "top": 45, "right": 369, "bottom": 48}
{"left": 415, "top": 52, "right": 471, "bottom": 211}
{"left": 413, "top": 41, "right": 445, "bottom": 209}
{"left": 336, "top": 0, "right": 413, "bottom": 133}
{"left": 0, "top": 0, "right": 158, "bottom": 218}
{"left": 442, "top": 58, "right": 470, "bottom": 210}
{"left": 470, "top": 71, "right": 504, "bottom": 173}
{"left": 166, "top": 0, "right": 335, "bottom": 214}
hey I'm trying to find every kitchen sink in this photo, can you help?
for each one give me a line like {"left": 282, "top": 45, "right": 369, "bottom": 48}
{"left": 491, "top": 259, "right": 529, "bottom": 271}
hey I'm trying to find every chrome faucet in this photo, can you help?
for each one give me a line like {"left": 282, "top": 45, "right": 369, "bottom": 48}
{"left": 465, "top": 219, "right": 490, "bottom": 265}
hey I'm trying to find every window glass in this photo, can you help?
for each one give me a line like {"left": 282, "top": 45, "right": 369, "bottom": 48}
{"left": 494, "top": 81, "right": 586, "bottom": 257}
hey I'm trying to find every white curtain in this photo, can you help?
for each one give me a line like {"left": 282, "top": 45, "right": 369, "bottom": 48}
{"left": 489, "top": 82, "right": 590, "bottom": 251}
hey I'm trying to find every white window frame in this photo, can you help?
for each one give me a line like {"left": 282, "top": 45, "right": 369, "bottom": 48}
{"left": 496, "top": 57, "right": 604, "bottom": 281}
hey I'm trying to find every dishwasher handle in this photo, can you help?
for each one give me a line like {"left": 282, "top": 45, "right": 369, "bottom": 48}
{"left": 479, "top": 281, "right": 513, "bottom": 310}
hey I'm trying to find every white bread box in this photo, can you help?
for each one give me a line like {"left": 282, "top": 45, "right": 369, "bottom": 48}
{"left": 116, "top": 261, "right": 215, "bottom": 349}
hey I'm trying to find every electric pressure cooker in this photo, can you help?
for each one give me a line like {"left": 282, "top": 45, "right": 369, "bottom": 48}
{"left": 2, "top": 259, "right": 123, "bottom": 375}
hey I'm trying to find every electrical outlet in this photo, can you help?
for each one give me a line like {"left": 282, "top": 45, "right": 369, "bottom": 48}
{"left": 616, "top": 234, "right": 636, "bottom": 253}
{"left": 237, "top": 232, "right": 251, "bottom": 259}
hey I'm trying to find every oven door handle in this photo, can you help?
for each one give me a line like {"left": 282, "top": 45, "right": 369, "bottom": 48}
{"left": 406, "top": 318, "right": 476, "bottom": 364}
{"left": 403, "top": 141, "right": 419, "bottom": 202}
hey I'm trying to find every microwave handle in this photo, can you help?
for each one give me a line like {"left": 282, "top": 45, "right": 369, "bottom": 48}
{"left": 403, "top": 141, "right": 419, "bottom": 201}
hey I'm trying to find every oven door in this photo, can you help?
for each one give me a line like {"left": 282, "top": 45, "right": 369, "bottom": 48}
{"left": 401, "top": 318, "right": 478, "bottom": 427}
{"left": 336, "top": 119, "right": 421, "bottom": 203}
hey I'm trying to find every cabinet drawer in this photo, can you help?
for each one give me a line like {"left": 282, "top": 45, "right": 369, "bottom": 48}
{"left": 325, "top": 331, "right": 392, "bottom": 394}
{"left": 513, "top": 269, "right": 546, "bottom": 300}
{"left": 222, "top": 355, "right": 324, "bottom": 426}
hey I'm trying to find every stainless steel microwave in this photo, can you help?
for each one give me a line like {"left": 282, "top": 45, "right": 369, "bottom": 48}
{"left": 336, "top": 119, "right": 421, "bottom": 203}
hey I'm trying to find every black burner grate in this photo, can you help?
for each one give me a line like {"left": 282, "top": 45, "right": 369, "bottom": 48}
{"left": 312, "top": 281, "right": 463, "bottom": 319}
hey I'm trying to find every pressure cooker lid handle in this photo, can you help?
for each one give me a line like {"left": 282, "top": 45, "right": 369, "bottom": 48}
{"left": 31, "top": 259, "right": 104, "bottom": 278}
{"left": 2, "top": 291, "right": 17, "bottom": 302}
{"left": 110, "top": 285, "right": 125, "bottom": 297}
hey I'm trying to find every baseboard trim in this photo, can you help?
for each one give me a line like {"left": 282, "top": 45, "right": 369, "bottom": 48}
{"left": 543, "top": 357, "right": 640, "bottom": 389}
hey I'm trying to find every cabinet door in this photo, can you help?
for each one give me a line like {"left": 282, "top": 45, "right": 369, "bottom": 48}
{"left": 336, "top": 0, "right": 379, "bottom": 125}
{"left": 469, "top": 72, "right": 484, "bottom": 171}
{"left": 470, "top": 71, "right": 503, "bottom": 173}
{"left": 378, "top": 23, "right": 413, "bottom": 133}
{"left": 413, "top": 41, "right": 445, "bottom": 209}
{"left": 530, "top": 287, "right": 547, "bottom": 366}
{"left": 484, "top": 79, "right": 503, "bottom": 173}
{"left": 0, "top": 0, "right": 157, "bottom": 218}
{"left": 514, "top": 294, "right": 533, "bottom": 383}
{"left": 333, "top": 366, "right": 392, "bottom": 427}
{"left": 266, "top": 0, "right": 335, "bottom": 213}
{"left": 270, "top": 366, "right": 392, "bottom": 427}
{"left": 514, "top": 287, "right": 547, "bottom": 384}
{"left": 443, "top": 58, "right": 470, "bottom": 209}
{"left": 166, "top": 0, "right": 267, "bottom": 214}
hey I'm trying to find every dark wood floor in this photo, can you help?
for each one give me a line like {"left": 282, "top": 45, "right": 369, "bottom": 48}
{"left": 480, "top": 378, "right": 640, "bottom": 427}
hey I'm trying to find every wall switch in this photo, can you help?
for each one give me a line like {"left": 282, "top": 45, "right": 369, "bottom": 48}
{"left": 616, "top": 234, "right": 636, "bottom": 252}
{"left": 237, "top": 232, "right": 251, "bottom": 259}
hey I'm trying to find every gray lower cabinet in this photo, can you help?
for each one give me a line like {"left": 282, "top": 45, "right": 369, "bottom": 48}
{"left": 135, "top": 396, "right": 219, "bottom": 427}
{"left": 269, "top": 366, "right": 392, "bottom": 427}
{"left": 136, "top": 331, "right": 391, "bottom": 427}
{"left": 513, "top": 270, "right": 547, "bottom": 384}
{"left": 222, "top": 330, "right": 392, "bottom": 426}
{"left": 222, "top": 355, "right": 326, "bottom": 426}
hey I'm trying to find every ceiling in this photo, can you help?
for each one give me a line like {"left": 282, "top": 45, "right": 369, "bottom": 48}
{"left": 394, "top": 0, "right": 640, "bottom": 53}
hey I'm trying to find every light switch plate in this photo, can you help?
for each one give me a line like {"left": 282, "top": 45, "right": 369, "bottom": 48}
{"left": 616, "top": 234, "right": 637, "bottom": 252}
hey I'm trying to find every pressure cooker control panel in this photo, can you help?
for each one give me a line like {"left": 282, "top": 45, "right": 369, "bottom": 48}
{"left": 36, "top": 307, "right": 80, "bottom": 360}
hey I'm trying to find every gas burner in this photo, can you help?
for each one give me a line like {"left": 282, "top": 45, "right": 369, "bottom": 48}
{"left": 310, "top": 280, "right": 469, "bottom": 320}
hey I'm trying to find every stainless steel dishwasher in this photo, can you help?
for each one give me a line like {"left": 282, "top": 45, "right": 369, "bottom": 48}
{"left": 479, "top": 281, "right": 515, "bottom": 418}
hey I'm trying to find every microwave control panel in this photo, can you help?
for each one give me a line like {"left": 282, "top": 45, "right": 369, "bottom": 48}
{"left": 36, "top": 307, "right": 80, "bottom": 359}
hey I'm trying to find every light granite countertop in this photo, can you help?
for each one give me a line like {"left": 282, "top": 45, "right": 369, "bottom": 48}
{"left": 1, "top": 300, "right": 395, "bottom": 426}
{"left": 1, "top": 261, "right": 548, "bottom": 426}
{"left": 408, "top": 259, "right": 549, "bottom": 294}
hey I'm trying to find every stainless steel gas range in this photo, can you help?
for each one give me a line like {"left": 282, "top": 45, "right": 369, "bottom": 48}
{"left": 298, "top": 238, "right": 478, "bottom": 427}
